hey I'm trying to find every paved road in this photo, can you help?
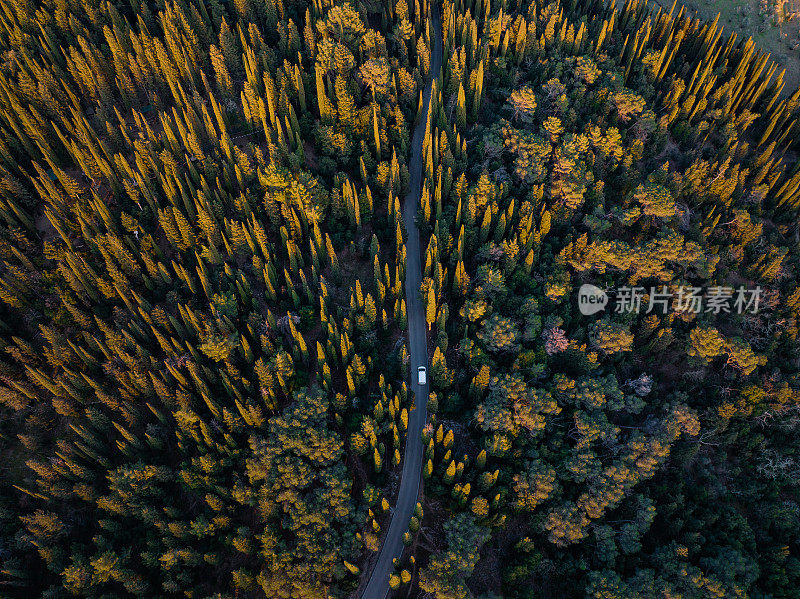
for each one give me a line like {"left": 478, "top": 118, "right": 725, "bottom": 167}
{"left": 360, "top": 6, "right": 443, "bottom": 599}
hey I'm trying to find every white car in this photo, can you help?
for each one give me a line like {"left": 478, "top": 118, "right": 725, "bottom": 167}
{"left": 417, "top": 366, "right": 427, "bottom": 385}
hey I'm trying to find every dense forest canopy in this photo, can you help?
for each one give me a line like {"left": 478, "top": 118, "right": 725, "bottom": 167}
{"left": 0, "top": 0, "right": 798, "bottom": 597}
{"left": 415, "top": 0, "right": 800, "bottom": 597}
{"left": 0, "top": 0, "right": 433, "bottom": 595}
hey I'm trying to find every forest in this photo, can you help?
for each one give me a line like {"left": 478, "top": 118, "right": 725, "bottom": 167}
{"left": 0, "top": 0, "right": 798, "bottom": 597}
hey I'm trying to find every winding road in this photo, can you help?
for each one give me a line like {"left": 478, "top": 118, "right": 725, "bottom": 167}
{"left": 360, "top": 5, "right": 443, "bottom": 599}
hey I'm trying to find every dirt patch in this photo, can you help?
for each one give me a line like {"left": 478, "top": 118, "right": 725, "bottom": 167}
{"left": 304, "top": 140, "right": 319, "bottom": 171}
{"left": 35, "top": 210, "right": 58, "bottom": 243}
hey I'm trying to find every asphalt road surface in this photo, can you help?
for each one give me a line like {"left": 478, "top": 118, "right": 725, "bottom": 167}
{"left": 359, "top": 5, "right": 443, "bottom": 599}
